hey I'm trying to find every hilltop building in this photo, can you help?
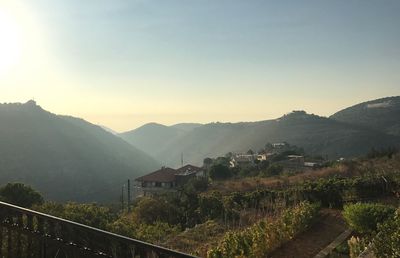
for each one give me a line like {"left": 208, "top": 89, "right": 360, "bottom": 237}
{"left": 229, "top": 153, "right": 268, "bottom": 168}
{"left": 134, "top": 164, "right": 205, "bottom": 197}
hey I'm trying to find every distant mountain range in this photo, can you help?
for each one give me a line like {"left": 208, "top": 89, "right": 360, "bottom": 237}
{"left": 331, "top": 96, "right": 400, "bottom": 136}
{"left": 0, "top": 101, "right": 159, "bottom": 202}
{"left": 1, "top": 97, "right": 398, "bottom": 202}
{"left": 120, "top": 96, "right": 400, "bottom": 167}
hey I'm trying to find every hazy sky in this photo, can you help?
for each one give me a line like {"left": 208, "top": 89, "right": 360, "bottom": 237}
{"left": 0, "top": 1, "right": 399, "bottom": 131}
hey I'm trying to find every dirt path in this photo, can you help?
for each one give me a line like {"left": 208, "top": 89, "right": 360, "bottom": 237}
{"left": 269, "top": 209, "right": 347, "bottom": 258}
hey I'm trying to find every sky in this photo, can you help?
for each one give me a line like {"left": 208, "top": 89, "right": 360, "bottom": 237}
{"left": 0, "top": 0, "right": 399, "bottom": 132}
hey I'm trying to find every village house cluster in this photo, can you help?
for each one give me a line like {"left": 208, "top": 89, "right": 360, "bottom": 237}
{"left": 229, "top": 142, "right": 322, "bottom": 170}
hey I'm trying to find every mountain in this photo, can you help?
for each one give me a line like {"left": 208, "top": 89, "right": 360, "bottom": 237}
{"left": 99, "top": 125, "right": 118, "bottom": 135}
{"left": 171, "top": 123, "right": 203, "bottom": 132}
{"left": 120, "top": 123, "right": 204, "bottom": 159}
{"left": 120, "top": 123, "right": 188, "bottom": 160}
{"left": 0, "top": 101, "right": 159, "bottom": 202}
{"left": 331, "top": 96, "right": 400, "bottom": 136}
{"left": 121, "top": 111, "right": 400, "bottom": 167}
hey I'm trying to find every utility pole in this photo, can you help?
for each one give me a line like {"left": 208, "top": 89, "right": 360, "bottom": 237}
{"left": 181, "top": 152, "right": 184, "bottom": 167}
{"left": 127, "top": 179, "right": 131, "bottom": 212}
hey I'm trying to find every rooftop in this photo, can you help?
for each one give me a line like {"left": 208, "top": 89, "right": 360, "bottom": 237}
{"left": 176, "top": 164, "right": 203, "bottom": 176}
{"left": 135, "top": 164, "right": 203, "bottom": 182}
{"left": 135, "top": 167, "right": 177, "bottom": 183}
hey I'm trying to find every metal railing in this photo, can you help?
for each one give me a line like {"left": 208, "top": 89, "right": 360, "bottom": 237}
{"left": 0, "top": 201, "right": 197, "bottom": 258}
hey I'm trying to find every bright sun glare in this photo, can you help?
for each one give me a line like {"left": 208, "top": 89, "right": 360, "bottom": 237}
{"left": 0, "top": 9, "right": 22, "bottom": 75}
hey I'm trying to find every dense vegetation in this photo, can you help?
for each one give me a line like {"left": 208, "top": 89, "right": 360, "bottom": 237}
{"left": 346, "top": 205, "right": 400, "bottom": 258}
{"left": 343, "top": 203, "right": 395, "bottom": 234}
{"left": 9, "top": 155, "right": 389, "bottom": 256}
{"left": 0, "top": 101, "right": 159, "bottom": 202}
{"left": 372, "top": 209, "right": 400, "bottom": 257}
{"left": 207, "top": 201, "right": 320, "bottom": 258}
{"left": 1, "top": 145, "right": 399, "bottom": 256}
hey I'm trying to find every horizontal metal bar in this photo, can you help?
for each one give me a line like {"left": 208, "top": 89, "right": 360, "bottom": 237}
{"left": 0, "top": 201, "right": 197, "bottom": 258}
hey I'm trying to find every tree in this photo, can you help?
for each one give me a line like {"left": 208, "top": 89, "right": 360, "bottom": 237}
{"left": 224, "top": 152, "right": 233, "bottom": 159}
{"left": 0, "top": 183, "right": 44, "bottom": 208}
{"left": 34, "top": 202, "right": 115, "bottom": 229}
{"left": 214, "top": 157, "right": 230, "bottom": 167}
{"left": 203, "top": 157, "right": 213, "bottom": 168}
{"left": 183, "top": 177, "right": 209, "bottom": 193}
{"left": 209, "top": 164, "right": 232, "bottom": 180}
{"left": 247, "top": 149, "right": 254, "bottom": 155}
{"left": 133, "top": 197, "right": 180, "bottom": 225}
{"left": 63, "top": 203, "right": 115, "bottom": 229}
{"left": 259, "top": 160, "right": 270, "bottom": 170}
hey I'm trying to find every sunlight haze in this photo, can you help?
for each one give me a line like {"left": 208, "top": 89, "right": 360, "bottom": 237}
{"left": 0, "top": 0, "right": 399, "bottom": 131}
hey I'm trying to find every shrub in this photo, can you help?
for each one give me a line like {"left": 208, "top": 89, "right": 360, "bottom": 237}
{"left": 348, "top": 236, "right": 368, "bottom": 258}
{"left": 207, "top": 201, "right": 320, "bottom": 258}
{"left": 371, "top": 208, "right": 400, "bottom": 257}
{"left": 343, "top": 203, "right": 395, "bottom": 234}
{"left": 109, "top": 214, "right": 180, "bottom": 244}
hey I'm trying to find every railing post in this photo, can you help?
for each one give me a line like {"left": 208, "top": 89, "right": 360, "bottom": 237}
{"left": 37, "top": 217, "right": 47, "bottom": 258}
{"left": 26, "top": 214, "right": 34, "bottom": 258}
{"left": 0, "top": 224, "right": 3, "bottom": 257}
{"left": 16, "top": 213, "right": 23, "bottom": 257}
{"left": 7, "top": 223, "right": 12, "bottom": 257}
{"left": 122, "top": 243, "right": 133, "bottom": 258}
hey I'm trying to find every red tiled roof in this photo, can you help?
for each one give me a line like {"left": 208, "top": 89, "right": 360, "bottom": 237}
{"left": 176, "top": 164, "right": 203, "bottom": 175}
{"left": 135, "top": 167, "right": 177, "bottom": 182}
{"left": 135, "top": 164, "right": 204, "bottom": 183}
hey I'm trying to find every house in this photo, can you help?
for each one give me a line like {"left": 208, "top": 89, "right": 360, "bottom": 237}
{"left": 276, "top": 155, "right": 305, "bottom": 170}
{"left": 304, "top": 162, "right": 321, "bottom": 168}
{"left": 229, "top": 153, "right": 269, "bottom": 168}
{"left": 134, "top": 165, "right": 205, "bottom": 197}
{"left": 230, "top": 154, "right": 255, "bottom": 167}
{"left": 257, "top": 154, "right": 268, "bottom": 161}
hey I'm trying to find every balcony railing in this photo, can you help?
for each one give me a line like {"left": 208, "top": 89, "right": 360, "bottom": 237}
{"left": 0, "top": 201, "right": 197, "bottom": 258}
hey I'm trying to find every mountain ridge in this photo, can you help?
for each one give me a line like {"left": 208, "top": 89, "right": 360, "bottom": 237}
{"left": 330, "top": 96, "right": 400, "bottom": 136}
{"left": 120, "top": 99, "right": 400, "bottom": 167}
{"left": 0, "top": 101, "right": 159, "bottom": 202}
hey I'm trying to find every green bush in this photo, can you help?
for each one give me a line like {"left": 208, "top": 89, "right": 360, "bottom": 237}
{"left": 343, "top": 203, "right": 395, "bottom": 234}
{"left": 207, "top": 201, "right": 320, "bottom": 258}
{"left": 371, "top": 208, "right": 400, "bottom": 257}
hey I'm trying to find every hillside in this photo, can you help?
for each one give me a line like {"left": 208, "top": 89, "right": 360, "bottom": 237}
{"left": 119, "top": 123, "right": 186, "bottom": 160}
{"left": 121, "top": 111, "right": 400, "bottom": 167}
{"left": 171, "top": 123, "right": 203, "bottom": 132}
{"left": 0, "top": 101, "right": 159, "bottom": 202}
{"left": 331, "top": 96, "right": 400, "bottom": 136}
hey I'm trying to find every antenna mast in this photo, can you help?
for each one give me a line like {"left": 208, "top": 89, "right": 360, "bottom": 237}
{"left": 181, "top": 152, "right": 184, "bottom": 167}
